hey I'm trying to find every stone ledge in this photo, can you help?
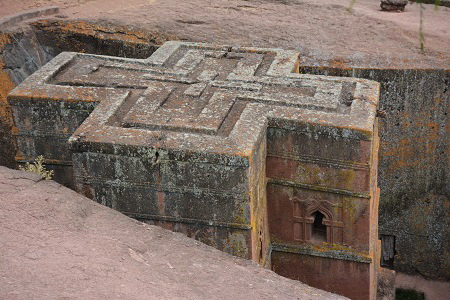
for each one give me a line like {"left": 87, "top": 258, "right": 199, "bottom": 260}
{"left": 268, "top": 178, "right": 371, "bottom": 199}
{"left": 0, "top": 6, "right": 59, "bottom": 32}
{"left": 272, "top": 242, "right": 372, "bottom": 264}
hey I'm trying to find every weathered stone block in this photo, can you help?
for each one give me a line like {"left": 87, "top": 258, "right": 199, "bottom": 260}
{"left": 8, "top": 41, "right": 382, "bottom": 298}
{"left": 300, "top": 65, "right": 449, "bottom": 280}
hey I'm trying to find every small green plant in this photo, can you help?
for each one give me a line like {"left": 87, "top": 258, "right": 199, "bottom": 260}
{"left": 417, "top": 0, "right": 441, "bottom": 53}
{"left": 347, "top": 0, "right": 357, "bottom": 12}
{"left": 419, "top": 0, "right": 425, "bottom": 53}
{"left": 19, "top": 155, "right": 54, "bottom": 180}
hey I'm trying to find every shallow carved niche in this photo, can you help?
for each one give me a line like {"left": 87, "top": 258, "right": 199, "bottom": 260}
{"left": 292, "top": 198, "right": 343, "bottom": 244}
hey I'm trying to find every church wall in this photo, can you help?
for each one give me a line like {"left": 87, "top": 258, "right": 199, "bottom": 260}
{"left": 266, "top": 124, "right": 378, "bottom": 299}
{"left": 271, "top": 251, "right": 371, "bottom": 300}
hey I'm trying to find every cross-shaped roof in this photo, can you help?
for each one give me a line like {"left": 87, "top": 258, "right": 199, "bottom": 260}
{"left": 9, "top": 41, "right": 379, "bottom": 165}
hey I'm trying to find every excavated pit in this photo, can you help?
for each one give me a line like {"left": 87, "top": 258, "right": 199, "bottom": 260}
{"left": 0, "top": 17, "right": 448, "bottom": 294}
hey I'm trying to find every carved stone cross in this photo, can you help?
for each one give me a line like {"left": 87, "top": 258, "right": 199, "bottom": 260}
{"left": 8, "top": 41, "right": 381, "bottom": 299}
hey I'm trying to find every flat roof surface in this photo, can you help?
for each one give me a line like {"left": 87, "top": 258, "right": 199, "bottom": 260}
{"left": 8, "top": 42, "right": 379, "bottom": 161}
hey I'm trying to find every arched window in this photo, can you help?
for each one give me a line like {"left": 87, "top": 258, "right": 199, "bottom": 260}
{"left": 292, "top": 199, "right": 342, "bottom": 244}
{"left": 311, "top": 211, "right": 327, "bottom": 242}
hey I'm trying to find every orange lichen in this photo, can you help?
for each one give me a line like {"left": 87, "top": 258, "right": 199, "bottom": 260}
{"left": 0, "top": 32, "right": 16, "bottom": 134}
{"left": 32, "top": 19, "right": 173, "bottom": 50}
{"left": 381, "top": 108, "right": 447, "bottom": 175}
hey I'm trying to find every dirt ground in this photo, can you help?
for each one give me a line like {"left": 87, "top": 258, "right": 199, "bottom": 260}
{"left": 395, "top": 273, "right": 450, "bottom": 300}
{"left": 0, "top": 0, "right": 449, "bottom": 68}
{"left": 0, "top": 166, "right": 346, "bottom": 299}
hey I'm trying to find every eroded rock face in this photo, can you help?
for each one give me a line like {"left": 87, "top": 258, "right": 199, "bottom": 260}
{"left": 381, "top": 0, "right": 408, "bottom": 11}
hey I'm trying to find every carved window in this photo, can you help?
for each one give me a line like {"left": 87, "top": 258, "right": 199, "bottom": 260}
{"left": 311, "top": 211, "right": 327, "bottom": 242}
{"left": 292, "top": 199, "right": 343, "bottom": 244}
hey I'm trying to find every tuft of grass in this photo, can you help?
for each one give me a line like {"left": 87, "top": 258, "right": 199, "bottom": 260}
{"left": 19, "top": 155, "right": 54, "bottom": 180}
{"left": 434, "top": 0, "right": 441, "bottom": 10}
{"left": 419, "top": 1, "right": 425, "bottom": 53}
{"left": 347, "top": 0, "right": 357, "bottom": 11}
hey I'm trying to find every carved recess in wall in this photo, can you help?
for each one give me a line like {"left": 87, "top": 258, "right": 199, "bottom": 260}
{"left": 291, "top": 197, "right": 344, "bottom": 244}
